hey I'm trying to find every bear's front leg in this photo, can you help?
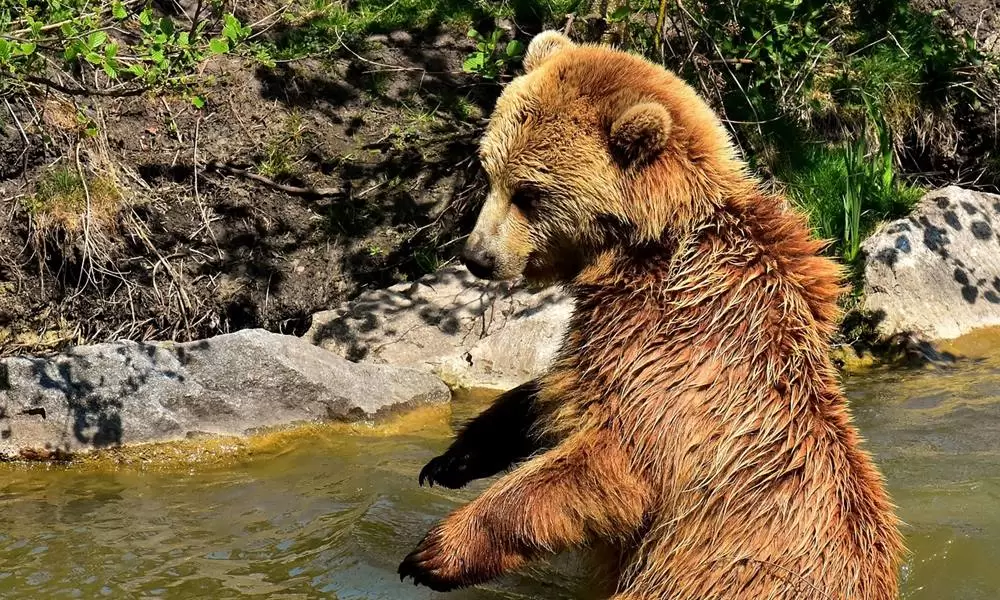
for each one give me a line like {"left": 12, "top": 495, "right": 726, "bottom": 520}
{"left": 419, "top": 379, "right": 544, "bottom": 488}
{"left": 396, "top": 503, "right": 530, "bottom": 591}
{"left": 400, "top": 432, "right": 650, "bottom": 591}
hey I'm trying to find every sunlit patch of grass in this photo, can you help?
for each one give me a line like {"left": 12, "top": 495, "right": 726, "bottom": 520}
{"left": 257, "top": 143, "right": 298, "bottom": 180}
{"left": 256, "top": 114, "right": 308, "bottom": 180}
{"left": 25, "top": 166, "right": 122, "bottom": 235}
{"left": 784, "top": 141, "right": 923, "bottom": 267}
{"left": 818, "top": 47, "right": 923, "bottom": 142}
{"left": 267, "top": 0, "right": 507, "bottom": 59}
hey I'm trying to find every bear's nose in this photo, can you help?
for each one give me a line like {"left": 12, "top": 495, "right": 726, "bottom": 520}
{"left": 461, "top": 244, "right": 496, "bottom": 279}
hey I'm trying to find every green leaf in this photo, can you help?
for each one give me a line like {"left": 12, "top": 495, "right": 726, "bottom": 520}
{"left": 88, "top": 31, "right": 108, "bottom": 50}
{"left": 17, "top": 42, "right": 36, "bottom": 56}
{"left": 609, "top": 6, "right": 631, "bottom": 22}
{"left": 160, "top": 18, "right": 174, "bottom": 37}
{"left": 467, "top": 28, "right": 480, "bottom": 40}
{"left": 102, "top": 61, "right": 118, "bottom": 78}
{"left": 129, "top": 63, "right": 146, "bottom": 77}
{"left": 85, "top": 52, "right": 103, "bottom": 64}
{"left": 64, "top": 43, "right": 81, "bottom": 62}
{"left": 462, "top": 53, "right": 485, "bottom": 73}
{"left": 191, "top": 95, "right": 205, "bottom": 109}
{"left": 139, "top": 9, "right": 152, "bottom": 26}
{"left": 112, "top": 1, "right": 127, "bottom": 19}
{"left": 255, "top": 47, "right": 275, "bottom": 68}
{"left": 222, "top": 14, "right": 245, "bottom": 41}
{"left": 209, "top": 38, "right": 230, "bottom": 54}
{"left": 505, "top": 39, "right": 524, "bottom": 58}
{"left": 177, "top": 32, "right": 190, "bottom": 47}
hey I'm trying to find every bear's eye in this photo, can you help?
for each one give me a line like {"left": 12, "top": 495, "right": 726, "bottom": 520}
{"left": 510, "top": 186, "right": 542, "bottom": 213}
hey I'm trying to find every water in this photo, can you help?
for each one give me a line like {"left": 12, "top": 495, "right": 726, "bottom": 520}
{"left": 2, "top": 333, "right": 1000, "bottom": 599}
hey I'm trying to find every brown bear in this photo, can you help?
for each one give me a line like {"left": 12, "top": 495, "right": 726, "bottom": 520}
{"left": 398, "top": 31, "right": 903, "bottom": 599}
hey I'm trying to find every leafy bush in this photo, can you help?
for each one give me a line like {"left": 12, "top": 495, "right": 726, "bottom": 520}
{"left": 0, "top": 0, "right": 260, "bottom": 106}
{"left": 785, "top": 109, "right": 923, "bottom": 265}
{"left": 463, "top": 28, "right": 524, "bottom": 80}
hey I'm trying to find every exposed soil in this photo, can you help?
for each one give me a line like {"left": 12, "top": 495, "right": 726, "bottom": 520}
{"left": 914, "top": 0, "right": 1000, "bottom": 53}
{"left": 904, "top": 0, "right": 1000, "bottom": 184}
{"left": 0, "top": 27, "right": 498, "bottom": 355}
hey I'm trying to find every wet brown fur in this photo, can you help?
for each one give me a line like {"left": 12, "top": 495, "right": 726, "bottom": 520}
{"left": 400, "top": 32, "right": 903, "bottom": 599}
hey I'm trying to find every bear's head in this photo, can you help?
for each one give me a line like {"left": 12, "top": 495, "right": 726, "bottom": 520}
{"left": 461, "top": 31, "right": 750, "bottom": 283}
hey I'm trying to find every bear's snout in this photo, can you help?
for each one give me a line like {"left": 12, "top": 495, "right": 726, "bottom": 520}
{"left": 461, "top": 240, "right": 497, "bottom": 280}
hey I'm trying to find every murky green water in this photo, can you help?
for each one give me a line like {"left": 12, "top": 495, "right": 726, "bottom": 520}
{"left": 2, "top": 334, "right": 1000, "bottom": 599}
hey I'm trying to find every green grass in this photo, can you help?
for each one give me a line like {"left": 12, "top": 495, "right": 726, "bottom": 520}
{"left": 25, "top": 166, "right": 122, "bottom": 234}
{"left": 267, "top": 0, "right": 585, "bottom": 60}
{"left": 267, "top": 0, "right": 496, "bottom": 59}
{"left": 31, "top": 167, "right": 86, "bottom": 210}
{"left": 257, "top": 143, "right": 297, "bottom": 180}
{"left": 820, "top": 48, "right": 922, "bottom": 134}
{"left": 784, "top": 143, "right": 923, "bottom": 266}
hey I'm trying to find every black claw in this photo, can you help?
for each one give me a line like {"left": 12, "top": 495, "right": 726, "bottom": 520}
{"left": 418, "top": 452, "right": 475, "bottom": 489}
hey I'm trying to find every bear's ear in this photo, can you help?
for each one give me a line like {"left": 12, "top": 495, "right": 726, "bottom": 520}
{"left": 523, "top": 30, "right": 574, "bottom": 72}
{"left": 609, "top": 102, "right": 673, "bottom": 167}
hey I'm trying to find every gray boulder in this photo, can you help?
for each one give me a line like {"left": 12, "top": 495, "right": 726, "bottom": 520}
{"left": 862, "top": 186, "right": 1000, "bottom": 340}
{"left": 305, "top": 266, "right": 573, "bottom": 390}
{"left": 0, "top": 329, "right": 449, "bottom": 458}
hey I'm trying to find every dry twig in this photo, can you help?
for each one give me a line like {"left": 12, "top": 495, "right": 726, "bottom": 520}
{"left": 206, "top": 161, "right": 345, "bottom": 197}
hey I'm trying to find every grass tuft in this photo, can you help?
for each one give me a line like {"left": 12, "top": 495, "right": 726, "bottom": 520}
{"left": 785, "top": 143, "right": 922, "bottom": 266}
{"left": 25, "top": 166, "right": 122, "bottom": 236}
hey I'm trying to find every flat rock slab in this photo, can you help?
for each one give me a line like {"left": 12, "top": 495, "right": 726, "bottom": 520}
{"left": 0, "top": 329, "right": 449, "bottom": 458}
{"left": 863, "top": 186, "right": 1000, "bottom": 340}
{"left": 305, "top": 266, "right": 573, "bottom": 390}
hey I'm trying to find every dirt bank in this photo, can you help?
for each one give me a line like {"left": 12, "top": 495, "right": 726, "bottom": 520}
{"left": 0, "top": 28, "right": 496, "bottom": 355}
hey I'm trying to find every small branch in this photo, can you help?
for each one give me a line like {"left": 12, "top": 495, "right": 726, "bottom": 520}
{"left": 655, "top": 0, "right": 668, "bottom": 53}
{"left": 333, "top": 29, "right": 460, "bottom": 75}
{"left": 72, "top": 142, "right": 95, "bottom": 295}
{"left": 25, "top": 75, "right": 148, "bottom": 97}
{"left": 188, "top": 0, "right": 206, "bottom": 38}
{"left": 206, "top": 161, "right": 344, "bottom": 197}
{"left": 247, "top": 3, "right": 294, "bottom": 40}
{"left": 3, "top": 99, "right": 30, "bottom": 177}
{"left": 562, "top": 13, "right": 575, "bottom": 36}
{"left": 193, "top": 117, "right": 223, "bottom": 259}
{"left": 706, "top": 58, "right": 753, "bottom": 65}
{"left": 161, "top": 98, "right": 184, "bottom": 144}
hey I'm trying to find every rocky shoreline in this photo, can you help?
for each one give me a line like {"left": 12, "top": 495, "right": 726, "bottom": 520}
{"left": 2, "top": 186, "right": 999, "bottom": 461}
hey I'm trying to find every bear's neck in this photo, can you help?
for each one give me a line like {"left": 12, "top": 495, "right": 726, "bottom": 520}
{"left": 569, "top": 191, "right": 843, "bottom": 344}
